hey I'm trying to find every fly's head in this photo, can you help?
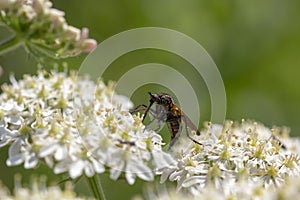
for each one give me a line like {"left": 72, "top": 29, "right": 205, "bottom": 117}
{"left": 149, "top": 92, "right": 174, "bottom": 109}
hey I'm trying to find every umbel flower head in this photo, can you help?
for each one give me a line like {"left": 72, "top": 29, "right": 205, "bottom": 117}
{"left": 0, "top": 175, "right": 91, "bottom": 200}
{"left": 0, "top": 69, "right": 175, "bottom": 184}
{"left": 138, "top": 175, "right": 300, "bottom": 200}
{"left": 0, "top": 0, "right": 97, "bottom": 59}
{"left": 158, "top": 120, "right": 300, "bottom": 197}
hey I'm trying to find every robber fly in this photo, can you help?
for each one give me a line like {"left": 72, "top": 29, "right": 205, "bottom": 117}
{"left": 130, "top": 92, "right": 202, "bottom": 149}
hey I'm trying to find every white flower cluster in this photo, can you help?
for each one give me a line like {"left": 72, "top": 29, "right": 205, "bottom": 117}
{"left": 0, "top": 0, "right": 97, "bottom": 58}
{"left": 139, "top": 175, "right": 300, "bottom": 200}
{"left": 158, "top": 120, "right": 300, "bottom": 197}
{"left": 0, "top": 175, "right": 92, "bottom": 200}
{"left": 0, "top": 70, "right": 175, "bottom": 184}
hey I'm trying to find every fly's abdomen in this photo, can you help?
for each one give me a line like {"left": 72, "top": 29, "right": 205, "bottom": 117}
{"left": 166, "top": 117, "right": 181, "bottom": 139}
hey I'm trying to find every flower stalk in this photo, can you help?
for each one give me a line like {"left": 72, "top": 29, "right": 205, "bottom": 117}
{"left": 86, "top": 175, "right": 106, "bottom": 200}
{"left": 0, "top": 34, "right": 23, "bottom": 56}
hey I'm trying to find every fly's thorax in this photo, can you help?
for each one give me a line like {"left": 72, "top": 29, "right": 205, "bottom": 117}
{"left": 166, "top": 107, "right": 181, "bottom": 121}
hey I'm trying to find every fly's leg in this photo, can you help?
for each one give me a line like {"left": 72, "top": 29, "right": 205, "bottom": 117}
{"left": 143, "top": 108, "right": 166, "bottom": 132}
{"left": 130, "top": 104, "right": 161, "bottom": 120}
{"left": 130, "top": 104, "right": 155, "bottom": 122}
{"left": 130, "top": 104, "right": 148, "bottom": 114}
{"left": 183, "top": 118, "right": 202, "bottom": 146}
{"left": 270, "top": 134, "right": 287, "bottom": 149}
{"left": 130, "top": 104, "right": 165, "bottom": 132}
{"left": 146, "top": 104, "right": 166, "bottom": 131}
{"left": 130, "top": 103, "right": 158, "bottom": 122}
{"left": 117, "top": 139, "right": 135, "bottom": 146}
{"left": 145, "top": 117, "right": 163, "bottom": 132}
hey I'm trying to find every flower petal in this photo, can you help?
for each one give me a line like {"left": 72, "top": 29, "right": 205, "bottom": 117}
{"left": 24, "top": 153, "right": 38, "bottom": 169}
{"left": 70, "top": 160, "right": 85, "bottom": 179}
{"left": 7, "top": 153, "right": 24, "bottom": 166}
{"left": 38, "top": 143, "right": 58, "bottom": 158}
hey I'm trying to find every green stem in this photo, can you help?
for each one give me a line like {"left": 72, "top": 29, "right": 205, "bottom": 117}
{"left": 0, "top": 36, "right": 24, "bottom": 56}
{"left": 86, "top": 175, "right": 106, "bottom": 200}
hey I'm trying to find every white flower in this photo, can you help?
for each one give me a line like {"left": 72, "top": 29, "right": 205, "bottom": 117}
{"left": 160, "top": 120, "right": 300, "bottom": 197}
{"left": 75, "top": 106, "right": 175, "bottom": 184}
{"left": 0, "top": 175, "right": 91, "bottom": 200}
{"left": 139, "top": 175, "right": 300, "bottom": 200}
{"left": 0, "top": 69, "right": 175, "bottom": 185}
{"left": 0, "top": 0, "right": 97, "bottom": 58}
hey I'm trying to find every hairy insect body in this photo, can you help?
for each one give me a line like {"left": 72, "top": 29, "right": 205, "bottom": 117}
{"left": 131, "top": 92, "right": 202, "bottom": 149}
{"left": 164, "top": 105, "right": 181, "bottom": 141}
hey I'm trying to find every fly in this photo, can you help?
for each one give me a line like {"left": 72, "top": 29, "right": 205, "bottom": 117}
{"left": 130, "top": 92, "right": 202, "bottom": 149}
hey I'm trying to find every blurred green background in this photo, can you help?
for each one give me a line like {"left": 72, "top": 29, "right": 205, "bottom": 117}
{"left": 1, "top": 0, "right": 300, "bottom": 199}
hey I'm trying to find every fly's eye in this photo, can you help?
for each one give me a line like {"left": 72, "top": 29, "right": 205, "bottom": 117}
{"left": 161, "top": 97, "right": 170, "bottom": 105}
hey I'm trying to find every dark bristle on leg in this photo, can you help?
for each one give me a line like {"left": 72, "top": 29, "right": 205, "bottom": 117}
{"left": 129, "top": 104, "right": 148, "bottom": 114}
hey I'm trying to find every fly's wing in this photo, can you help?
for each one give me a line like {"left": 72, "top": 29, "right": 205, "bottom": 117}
{"left": 181, "top": 111, "right": 201, "bottom": 136}
{"left": 153, "top": 104, "right": 167, "bottom": 122}
{"left": 144, "top": 104, "right": 167, "bottom": 132}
